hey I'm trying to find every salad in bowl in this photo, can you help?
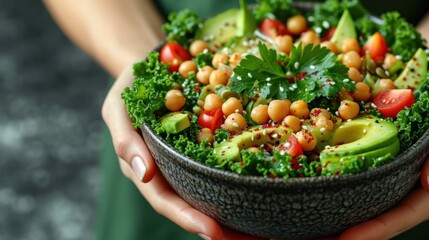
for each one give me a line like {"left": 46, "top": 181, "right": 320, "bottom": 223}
{"left": 122, "top": 0, "right": 429, "bottom": 238}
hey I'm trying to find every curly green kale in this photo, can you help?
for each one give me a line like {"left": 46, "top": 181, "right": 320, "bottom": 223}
{"left": 162, "top": 9, "right": 201, "bottom": 47}
{"left": 122, "top": 52, "right": 174, "bottom": 128}
{"left": 394, "top": 91, "right": 429, "bottom": 151}
{"left": 310, "top": 0, "right": 368, "bottom": 37}
{"left": 253, "top": 0, "right": 299, "bottom": 22}
{"left": 380, "top": 12, "right": 426, "bottom": 61}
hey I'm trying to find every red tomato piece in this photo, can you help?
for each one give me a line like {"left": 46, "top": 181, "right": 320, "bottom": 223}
{"left": 373, "top": 89, "right": 415, "bottom": 118}
{"left": 322, "top": 27, "right": 336, "bottom": 41}
{"left": 198, "top": 109, "right": 224, "bottom": 133}
{"left": 259, "top": 18, "right": 289, "bottom": 39}
{"left": 278, "top": 135, "right": 303, "bottom": 157}
{"left": 362, "top": 32, "right": 388, "bottom": 65}
{"left": 159, "top": 42, "right": 192, "bottom": 72}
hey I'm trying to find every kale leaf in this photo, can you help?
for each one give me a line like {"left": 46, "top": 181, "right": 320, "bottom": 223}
{"left": 122, "top": 52, "right": 174, "bottom": 128}
{"left": 162, "top": 9, "right": 201, "bottom": 48}
{"left": 380, "top": 12, "right": 426, "bottom": 61}
{"left": 253, "top": 0, "right": 299, "bottom": 22}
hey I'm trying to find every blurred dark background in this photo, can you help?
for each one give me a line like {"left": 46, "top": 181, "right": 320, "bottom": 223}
{"left": 0, "top": 0, "right": 109, "bottom": 239}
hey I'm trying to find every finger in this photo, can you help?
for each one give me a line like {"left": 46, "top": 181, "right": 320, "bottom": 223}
{"left": 120, "top": 160, "right": 223, "bottom": 240}
{"left": 102, "top": 65, "right": 156, "bottom": 182}
{"left": 222, "top": 227, "right": 265, "bottom": 240}
{"left": 421, "top": 157, "right": 429, "bottom": 192}
{"left": 340, "top": 189, "right": 429, "bottom": 240}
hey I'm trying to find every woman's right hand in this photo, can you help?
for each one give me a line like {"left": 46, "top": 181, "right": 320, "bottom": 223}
{"left": 101, "top": 64, "right": 265, "bottom": 240}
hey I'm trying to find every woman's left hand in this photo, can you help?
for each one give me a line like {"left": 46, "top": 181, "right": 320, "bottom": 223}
{"left": 338, "top": 157, "right": 429, "bottom": 240}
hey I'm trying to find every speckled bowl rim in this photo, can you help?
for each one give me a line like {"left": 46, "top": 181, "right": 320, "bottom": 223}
{"left": 140, "top": 1, "right": 429, "bottom": 190}
{"left": 142, "top": 123, "right": 429, "bottom": 189}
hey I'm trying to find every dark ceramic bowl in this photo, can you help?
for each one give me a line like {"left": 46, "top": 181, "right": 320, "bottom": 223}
{"left": 142, "top": 122, "right": 429, "bottom": 239}
{"left": 139, "top": 2, "right": 429, "bottom": 239}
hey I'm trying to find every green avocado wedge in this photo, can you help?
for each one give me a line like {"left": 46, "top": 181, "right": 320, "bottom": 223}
{"left": 236, "top": 0, "right": 257, "bottom": 37}
{"left": 330, "top": 10, "right": 357, "bottom": 49}
{"left": 214, "top": 125, "right": 293, "bottom": 164}
{"left": 394, "top": 48, "right": 428, "bottom": 90}
{"left": 320, "top": 116, "right": 399, "bottom": 175}
{"left": 160, "top": 112, "right": 190, "bottom": 134}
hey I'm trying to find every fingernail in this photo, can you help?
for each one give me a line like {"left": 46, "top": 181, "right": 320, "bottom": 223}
{"left": 198, "top": 233, "right": 212, "bottom": 240}
{"left": 131, "top": 156, "right": 146, "bottom": 181}
{"left": 427, "top": 175, "right": 429, "bottom": 187}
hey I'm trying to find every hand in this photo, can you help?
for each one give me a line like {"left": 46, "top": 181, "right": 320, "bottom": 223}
{"left": 338, "top": 157, "right": 429, "bottom": 240}
{"left": 101, "top": 65, "right": 264, "bottom": 240}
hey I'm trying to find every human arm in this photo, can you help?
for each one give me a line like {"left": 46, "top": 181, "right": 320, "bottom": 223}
{"left": 43, "top": 0, "right": 263, "bottom": 239}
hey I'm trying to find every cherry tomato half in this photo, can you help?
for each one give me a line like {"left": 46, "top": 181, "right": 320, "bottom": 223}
{"left": 198, "top": 109, "right": 224, "bottom": 133}
{"left": 259, "top": 18, "right": 289, "bottom": 39}
{"left": 373, "top": 89, "right": 415, "bottom": 118}
{"left": 160, "top": 42, "right": 192, "bottom": 72}
{"left": 278, "top": 134, "right": 304, "bottom": 157}
{"left": 322, "top": 27, "right": 336, "bottom": 41}
{"left": 362, "top": 32, "right": 388, "bottom": 65}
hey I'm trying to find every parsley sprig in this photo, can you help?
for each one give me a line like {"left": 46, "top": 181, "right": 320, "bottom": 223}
{"left": 229, "top": 42, "right": 355, "bottom": 102}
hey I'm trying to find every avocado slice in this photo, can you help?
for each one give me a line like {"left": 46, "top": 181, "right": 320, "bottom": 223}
{"left": 321, "top": 138, "right": 400, "bottom": 176}
{"left": 394, "top": 48, "right": 428, "bottom": 90}
{"left": 160, "top": 112, "right": 190, "bottom": 134}
{"left": 320, "top": 116, "right": 399, "bottom": 175}
{"left": 214, "top": 125, "right": 293, "bottom": 163}
{"left": 236, "top": 0, "right": 257, "bottom": 37}
{"left": 195, "top": 8, "right": 239, "bottom": 49}
{"left": 330, "top": 10, "right": 357, "bottom": 50}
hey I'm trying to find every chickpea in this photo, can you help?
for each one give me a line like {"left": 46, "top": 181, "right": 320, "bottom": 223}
{"left": 300, "top": 30, "right": 320, "bottom": 46}
{"left": 229, "top": 52, "right": 242, "bottom": 67}
{"left": 352, "top": 82, "right": 371, "bottom": 102}
{"left": 296, "top": 130, "right": 317, "bottom": 151}
{"left": 339, "top": 88, "right": 354, "bottom": 101}
{"left": 212, "top": 53, "right": 229, "bottom": 68}
{"left": 320, "top": 41, "right": 339, "bottom": 54}
{"left": 373, "top": 78, "right": 396, "bottom": 95}
{"left": 246, "top": 147, "right": 260, "bottom": 153}
{"left": 338, "top": 100, "right": 360, "bottom": 120}
{"left": 251, "top": 104, "right": 270, "bottom": 125}
{"left": 189, "top": 40, "right": 209, "bottom": 57}
{"left": 310, "top": 108, "right": 331, "bottom": 120}
{"left": 274, "top": 35, "right": 293, "bottom": 54}
{"left": 289, "top": 100, "right": 310, "bottom": 119}
{"left": 224, "top": 113, "right": 247, "bottom": 132}
{"left": 178, "top": 60, "right": 197, "bottom": 79}
{"left": 268, "top": 99, "right": 291, "bottom": 122}
{"left": 377, "top": 78, "right": 396, "bottom": 90}
{"left": 341, "top": 38, "right": 360, "bottom": 53}
{"left": 196, "top": 66, "right": 214, "bottom": 85}
{"left": 348, "top": 67, "right": 363, "bottom": 82}
{"left": 165, "top": 89, "right": 186, "bottom": 111}
{"left": 287, "top": 15, "right": 307, "bottom": 36}
{"left": 204, "top": 93, "right": 223, "bottom": 111}
{"left": 282, "top": 115, "right": 302, "bottom": 133}
{"left": 314, "top": 115, "right": 334, "bottom": 132}
{"left": 383, "top": 53, "right": 398, "bottom": 70}
{"left": 197, "top": 128, "right": 214, "bottom": 144}
{"left": 342, "top": 51, "right": 362, "bottom": 69}
{"left": 209, "top": 69, "right": 230, "bottom": 86}
{"left": 222, "top": 97, "right": 243, "bottom": 116}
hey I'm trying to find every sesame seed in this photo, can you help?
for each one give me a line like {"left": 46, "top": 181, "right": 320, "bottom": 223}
{"left": 260, "top": 144, "right": 264, "bottom": 148}
{"left": 314, "top": 27, "right": 322, "bottom": 34}
{"left": 280, "top": 86, "right": 285, "bottom": 92}
{"left": 235, "top": 109, "right": 240, "bottom": 113}
{"left": 280, "top": 151, "right": 285, "bottom": 155}
{"left": 322, "top": 21, "right": 330, "bottom": 28}
{"left": 302, "top": 125, "right": 308, "bottom": 130}
{"left": 237, "top": 76, "right": 242, "bottom": 81}
{"left": 251, "top": 135, "right": 255, "bottom": 141}
{"left": 320, "top": 127, "right": 326, "bottom": 132}
{"left": 232, "top": 122, "right": 239, "bottom": 128}
{"left": 294, "top": 62, "right": 300, "bottom": 69}
{"left": 266, "top": 77, "right": 271, "bottom": 81}
{"left": 272, "top": 133, "right": 278, "bottom": 138}
{"left": 289, "top": 87, "right": 294, "bottom": 91}
{"left": 286, "top": 71, "right": 293, "bottom": 78}
{"left": 284, "top": 142, "right": 291, "bottom": 148}
{"left": 308, "top": 16, "right": 315, "bottom": 22}
{"left": 343, "top": 78, "right": 350, "bottom": 82}
{"left": 363, "top": 129, "right": 367, "bottom": 134}
{"left": 292, "top": 84, "right": 298, "bottom": 89}
{"left": 248, "top": 72, "right": 253, "bottom": 78}
{"left": 267, "top": 83, "right": 272, "bottom": 86}
{"left": 324, "top": 145, "right": 331, "bottom": 149}
{"left": 263, "top": 130, "right": 267, "bottom": 135}
{"left": 309, "top": 65, "right": 315, "bottom": 70}
{"left": 222, "top": 146, "right": 230, "bottom": 149}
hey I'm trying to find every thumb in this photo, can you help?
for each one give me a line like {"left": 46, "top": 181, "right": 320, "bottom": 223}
{"left": 102, "top": 65, "right": 156, "bottom": 182}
